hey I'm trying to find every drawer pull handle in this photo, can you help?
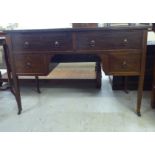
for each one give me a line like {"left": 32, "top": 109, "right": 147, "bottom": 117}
{"left": 54, "top": 41, "right": 59, "bottom": 47}
{"left": 89, "top": 40, "right": 95, "bottom": 47}
{"left": 24, "top": 41, "right": 29, "bottom": 48}
{"left": 123, "top": 38, "right": 128, "bottom": 44}
{"left": 122, "top": 60, "right": 127, "bottom": 68}
{"left": 26, "top": 62, "right": 32, "bottom": 68}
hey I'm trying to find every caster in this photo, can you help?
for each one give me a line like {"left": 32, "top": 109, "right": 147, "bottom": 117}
{"left": 17, "top": 108, "right": 22, "bottom": 115}
{"left": 137, "top": 112, "right": 141, "bottom": 117}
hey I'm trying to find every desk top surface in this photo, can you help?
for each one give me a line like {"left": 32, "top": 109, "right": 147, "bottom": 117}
{"left": 3, "top": 24, "right": 151, "bottom": 33}
{"left": 1, "top": 24, "right": 154, "bottom": 45}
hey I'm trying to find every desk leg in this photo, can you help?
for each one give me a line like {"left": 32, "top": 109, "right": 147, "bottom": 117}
{"left": 0, "top": 71, "right": 2, "bottom": 87}
{"left": 124, "top": 77, "right": 129, "bottom": 94}
{"left": 12, "top": 75, "right": 22, "bottom": 115}
{"left": 35, "top": 76, "right": 41, "bottom": 93}
{"left": 5, "top": 37, "right": 22, "bottom": 114}
{"left": 151, "top": 66, "right": 155, "bottom": 108}
{"left": 151, "top": 86, "right": 155, "bottom": 108}
{"left": 136, "top": 30, "right": 147, "bottom": 117}
{"left": 137, "top": 75, "right": 144, "bottom": 116}
{"left": 95, "top": 61, "right": 102, "bottom": 89}
{"left": 3, "top": 44, "right": 12, "bottom": 91}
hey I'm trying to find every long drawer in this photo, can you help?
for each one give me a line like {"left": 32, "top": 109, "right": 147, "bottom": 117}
{"left": 76, "top": 30, "right": 143, "bottom": 51}
{"left": 12, "top": 32, "right": 72, "bottom": 52}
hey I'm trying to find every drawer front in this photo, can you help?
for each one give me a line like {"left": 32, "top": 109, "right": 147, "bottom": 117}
{"left": 12, "top": 32, "right": 72, "bottom": 52}
{"left": 76, "top": 31, "right": 143, "bottom": 50}
{"left": 14, "top": 54, "right": 47, "bottom": 75}
{"left": 109, "top": 52, "right": 141, "bottom": 73}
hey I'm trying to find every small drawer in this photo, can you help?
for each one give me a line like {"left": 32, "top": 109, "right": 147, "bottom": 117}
{"left": 109, "top": 52, "right": 141, "bottom": 73}
{"left": 76, "top": 30, "right": 142, "bottom": 50}
{"left": 12, "top": 32, "right": 72, "bottom": 52}
{"left": 14, "top": 54, "right": 47, "bottom": 75}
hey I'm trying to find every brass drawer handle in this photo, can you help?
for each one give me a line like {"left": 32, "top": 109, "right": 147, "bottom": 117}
{"left": 123, "top": 38, "right": 128, "bottom": 45}
{"left": 54, "top": 41, "right": 60, "bottom": 47}
{"left": 24, "top": 41, "right": 30, "bottom": 48}
{"left": 122, "top": 60, "right": 127, "bottom": 68}
{"left": 26, "top": 62, "right": 32, "bottom": 68}
{"left": 89, "top": 40, "right": 95, "bottom": 47}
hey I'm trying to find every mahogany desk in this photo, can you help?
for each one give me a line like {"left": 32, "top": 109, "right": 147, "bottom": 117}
{"left": 5, "top": 26, "right": 150, "bottom": 115}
